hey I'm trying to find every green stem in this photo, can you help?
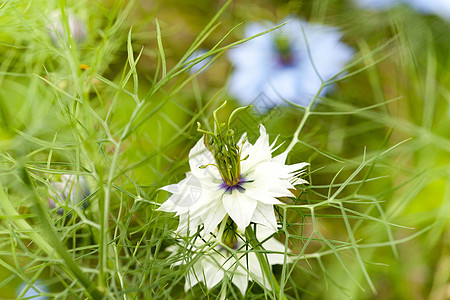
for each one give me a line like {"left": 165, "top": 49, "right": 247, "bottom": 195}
{"left": 100, "top": 101, "right": 143, "bottom": 290}
{"left": 245, "top": 226, "right": 287, "bottom": 300}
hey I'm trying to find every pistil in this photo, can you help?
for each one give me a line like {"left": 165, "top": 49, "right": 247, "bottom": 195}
{"left": 197, "top": 102, "right": 252, "bottom": 188}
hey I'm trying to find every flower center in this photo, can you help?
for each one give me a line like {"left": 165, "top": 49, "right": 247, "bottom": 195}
{"left": 203, "top": 130, "right": 243, "bottom": 187}
{"left": 274, "top": 35, "right": 295, "bottom": 66}
{"left": 220, "top": 176, "right": 253, "bottom": 194}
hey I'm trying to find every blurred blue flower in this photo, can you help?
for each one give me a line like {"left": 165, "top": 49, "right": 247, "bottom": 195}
{"left": 185, "top": 49, "right": 212, "bottom": 74}
{"left": 227, "top": 18, "right": 354, "bottom": 111}
{"left": 16, "top": 280, "right": 49, "bottom": 300}
{"left": 355, "top": 0, "right": 450, "bottom": 19}
{"left": 355, "top": 0, "right": 401, "bottom": 10}
{"left": 48, "top": 174, "right": 91, "bottom": 215}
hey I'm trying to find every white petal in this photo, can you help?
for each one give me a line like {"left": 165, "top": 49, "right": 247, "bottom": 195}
{"left": 249, "top": 162, "right": 298, "bottom": 196}
{"left": 222, "top": 192, "right": 257, "bottom": 231}
{"left": 266, "top": 241, "right": 290, "bottom": 265}
{"left": 293, "top": 178, "right": 309, "bottom": 185}
{"left": 157, "top": 198, "right": 179, "bottom": 213}
{"left": 251, "top": 203, "right": 278, "bottom": 232}
{"left": 272, "top": 151, "right": 287, "bottom": 165}
{"left": 189, "top": 138, "right": 220, "bottom": 180}
{"left": 158, "top": 173, "right": 207, "bottom": 212}
{"left": 231, "top": 271, "right": 249, "bottom": 295}
{"left": 185, "top": 270, "right": 200, "bottom": 291}
{"left": 203, "top": 259, "right": 225, "bottom": 289}
{"left": 201, "top": 201, "right": 228, "bottom": 234}
{"left": 241, "top": 125, "right": 272, "bottom": 173}
{"left": 246, "top": 252, "right": 270, "bottom": 290}
{"left": 177, "top": 213, "right": 202, "bottom": 236}
{"left": 185, "top": 259, "right": 206, "bottom": 291}
{"left": 160, "top": 183, "right": 179, "bottom": 194}
{"left": 245, "top": 186, "right": 284, "bottom": 205}
{"left": 255, "top": 226, "right": 291, "bottom": 265}
{"left": 285, "top": 162, "right": 309, "bottom": 173}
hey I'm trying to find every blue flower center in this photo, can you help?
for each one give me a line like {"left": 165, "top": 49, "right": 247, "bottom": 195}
{"left": 274, "top": 35, "right": 295, "bottom": 66}
{"left": 220, "top": 176, "right": 253, "bottom": 194}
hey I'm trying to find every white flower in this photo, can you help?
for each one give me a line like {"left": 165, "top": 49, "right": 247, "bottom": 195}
{"left": 159, "top": 125, "right": 308, "bottom": 234}
{"left": 227, "top": 18, "right": 354, "bottom": 110}
{"left": 48, "top": 174, "right": 90, "bottom": 215}
{"left": 173, "top": 225, "right": 289, "bottom": 295}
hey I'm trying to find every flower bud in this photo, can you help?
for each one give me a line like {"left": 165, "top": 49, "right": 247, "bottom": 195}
{"left": 221, "top": 218, "right": 238, "bottom": 249}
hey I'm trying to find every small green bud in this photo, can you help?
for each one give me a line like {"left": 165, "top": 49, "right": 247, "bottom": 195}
{"left": 222, "top": 218, "right": 238, "bottom": 249}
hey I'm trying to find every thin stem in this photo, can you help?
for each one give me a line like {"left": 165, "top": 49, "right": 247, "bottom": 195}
{"left": 100, "top": 101, "right": 143, "bottom": 289}
{"left": 245, "top": 226, "right": 287, "bottom": 300}
{"left": 285, "top": 83, "right": 324, "bottom": 154}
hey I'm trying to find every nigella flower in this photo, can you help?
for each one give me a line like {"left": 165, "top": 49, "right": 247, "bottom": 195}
{"left": 46, "top": 10, "right": 87, "bottom": 45}
{"left": 172, "top": 224, "right": 288, "bottom": 294}
{"left": 16, "top": 280, "right": 49, "bottom": 300}
{"left": 227, "top": 18, "right": 354, "bottom": 110}
{"left": 48, "top": 174, "right": 90, "bottom": 215}
{"left": 185, "top": 49, "right": 212, "bottom": 74}
{"left": 159, "top": 105, "right": 308, "bottom": 234}
{"left": 355, "top": 0, "right": 450, "bottom": 19}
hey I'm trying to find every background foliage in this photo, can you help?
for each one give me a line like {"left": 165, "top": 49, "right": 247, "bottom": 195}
{"left": 0, "top": 0, "right": 448, "bottom": 299}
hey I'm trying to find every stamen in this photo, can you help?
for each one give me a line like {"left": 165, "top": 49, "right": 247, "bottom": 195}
{"left": 220, "top": 177, "right": 254, "bottom": 194}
